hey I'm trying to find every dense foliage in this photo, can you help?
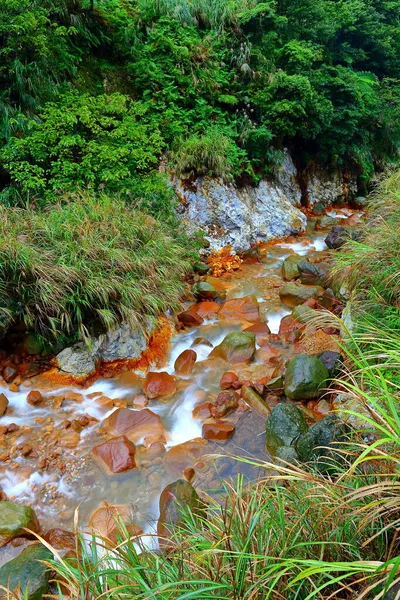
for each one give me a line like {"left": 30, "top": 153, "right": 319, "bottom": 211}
{"left": 1, "top": 0, "right": 400, "bottom": 206}
{"left": 0, "top": 193, "right": 190, "bottom": 341}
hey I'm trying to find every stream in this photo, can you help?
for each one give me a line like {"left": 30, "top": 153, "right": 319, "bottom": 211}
{"left": 0, "top": 208, "right": 362, "bottom": 562}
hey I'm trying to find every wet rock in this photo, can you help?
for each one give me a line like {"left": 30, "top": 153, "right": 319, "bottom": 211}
{"left": 174, "top": 349, "right": 197, "bottom": 375}
{"left": 279, "top": 283, "right": 324, "bottom": 308}
{"left": 218, "top": 295, "right": 259, "bottom": 322}
{"left": 183, "top": 467, "right": 195, "bottom": 482}
{"left": 243, "top": 320, "right": 271, "bottom": 337}
{"left": 177, "top": 310, "right": 204, "bottom": 326}
{"left": 295, "top": 414, "right": 349, "bottom": 466}
{"left": 92, "top": 436, "right": 137, "bottom": 474}
{"left": 192, "top": 282, "right": 225, "bottom": 301}
{"left": 312, "top": 202, "right": 325, "bottom": 215}
{"left": 275, "top": 445, "right": 299, "bottom": 463}
{"left": 0, "top": 543, "right": 52, "bottom": 600}
{"left": 158, "top": 479, "right": 202, "bottom": 545}
{"left": 164, "top": 438, "right": 208, "bottom": 474}
{"left": 220, "top": 371, "right": 239, "bottom": 389}
{"left": 211, "top": 332, "right": 256, "bottom": 364}
{"left": 192, "top": 302, "right": 220, "bottom": 318}
{"left": 298, "top": 261, "right": 327, "bottom": 286}
{"left": 265, "top": 403, "right": 308, "bottom": 455}
{"left": 0, "top": 394, "right": 8, "bottom": 416}
{"left": 317, "top": 351, "right": 343, "bottom": 378}
{"left": 281, "top": 255, "right": 306, "bottom": 281}
{"left": 23, "top": 333, "right": 45, "bottom": 356}
{"left": 192, "top": 337, "right": 213, "bottom": 348}
{"left": 193, "top": 262, "right": 210, "bottom": 275}
{"left": 324, "top": 226, "right": 351, "bottom": 250}
{"left": 241, "top": 385, "right": 270, "bottom": 417}
{"left": 315, "top": 216, "right": 339, "bottom": 231}
{"left": 58, "top": 430, "right": 81, "bottom": 449}
{"left": 211, "top": 391, "right": 239, "bottom": 418}
{"left": 142, "top": 372, "right": 177, "bottom": 399}
{"left": 132, "top": 394, "right": 148, "bottom": 408}
{"left": 291, "top": 305, "right": 317, "bottom": 324}
{"left": 2, "top": 365, "right": 17, "bottom": 383}
{"left": 0, "top": 501, "right": 39, "bottom": 547}
{"left": 278, "top": 314, "right": 303, "bottom": 336}
{"left": 43, "top": 528, "right": 75, "bottom": 550}
{"left": 192, "top": 402, "right": 213, "bottom": 420}
{"left": 202, "top": 421, "right": 235, "bottom": 441}
{"left": 284, "top": 355, "right": 329, "bottom": 400}
{"left": 103, "top": 408, "right": 166, "bottom": 444}
{"left": 26, "top": 391, "right": 44, "bottom": 406}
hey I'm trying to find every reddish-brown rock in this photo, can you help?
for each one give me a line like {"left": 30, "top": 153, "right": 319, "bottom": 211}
{"left": 164, "top": 438, "right": 208, "bottom": 474}
{"left": 89, "top": 503, "right": 142, "bottom": 542}
{"left": 219, "top": 371, "right": 239, "bottom": 389}
{"left": 177, "top": 310, "right": 204, "bottom": 326}
{"left": 218, "top": 295, "right": 259, "bottom": 322}
{"left": 142, "top": 372, "right": 177, "bottom": 399}
{"left": 278, "top": 315, "right": 303, "bottom": 336}
{"left": 243, "top": 320, "right": 271, "bottom": 336}
{"left": 192, "top": 337, "right": 213, "bottom": 348}
{"left": 26, "top": 390, "right": 44, "bottom": 406}
{"left": 0, "top": 394, "right": 8, "bottom": 416}
{"left": 92, "top": 436, "right": 137, "bottom": 474}
{"left": 44, "top": 528, "right": 75, "bottom": 550}
{"left": 174, "top": 349, "right": 197, "bottom": 375}
{"left": 103, "top": 408, "right": 166, "bottom": 444}
{"left": 211, "top": 390, "right": 239, "bottom": 418}
{"left": 192, "top": 402, "right": 212, "bottom": 420}
{"left": 3, "top": 365, "right": 17, "bottom": 383}
{"left": 193, "top": 301, "right": 220, "bottom": 318}
{"left": 202, "top": 421, "right": 235, "bottom": 441}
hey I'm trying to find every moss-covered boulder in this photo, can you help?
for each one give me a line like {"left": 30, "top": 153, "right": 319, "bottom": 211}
{"left": 211, "top": 332, "right": 256, "bottom": 364}
{"left": 281, "top": 255, "right": 306, "bottom": 281}
{"left": 284, "top": 355, "right": 329, "bottom": 400}
{"left": 0, "top": 544, "right": 52, "bottom": 600}
{"left": 192, "top": 282, "right": 225, "bottom": 301}
{"left": 265, "top": 403, "right": 308, "bottom": 455}
{"left": 291, "top": 304, "right": 317, "bottom": 324}
{"left": 157, "top": 479, "right": 202, "bottom": 546}
{"left": 0, "top": 502, "right": 39, "bottom": 547}
{"left": 295, "top": 414, "right": 349, "bottom": 468}
{"left": 279, "top": 283, "right": 324, "bottom": 307}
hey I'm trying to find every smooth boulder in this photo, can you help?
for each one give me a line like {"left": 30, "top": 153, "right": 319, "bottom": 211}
{"left": 284, "top": 355, "right": 329, "bottom": 400}
{"left": 0, "top": 501, "right": 39, "bottom": 547}
{"left": 174, "top": 349, "right": 197, "bottom": 375}
{"left": 102, "top": 408, "right": 166, "bottom": 444}
{"left": 265, "top": 403, "right": 308, "bottom": 455}
{"left": 211, "top": 332, "right": 256, "bottom": 364}
{"left": 0, "top": 544, "right": 52, "bottom": 600}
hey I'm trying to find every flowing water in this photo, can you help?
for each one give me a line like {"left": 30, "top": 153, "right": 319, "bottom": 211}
{"left": 0, "top": 209, "right": 362, "bottom": 562}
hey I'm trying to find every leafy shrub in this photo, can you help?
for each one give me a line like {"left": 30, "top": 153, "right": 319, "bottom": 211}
{"left": 0, "top": 192, "right": 192, "bottom": 341}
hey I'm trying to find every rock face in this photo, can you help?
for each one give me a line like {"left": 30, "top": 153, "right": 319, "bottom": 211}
{"left": 284, "top": 355, "right": 329, "bottom": 400}
{"left": 158, "top": 479, "right": 202, "bottom": 545}
{"left": 55, "top": 322, "right": 150, "bottom": 378}
{"left": 0, "top": 544, "right": 52, "bottom": 600}
{"left": 0, "top": 501, "right": 39, "bottom": 547}
{"left": 92, "top": 436, "right": 137, "bottom": 474}
{"left": 265, "top": 403, "right": 308, "bottom": 455}
{"left": 305, "top": 165, "right": 357, "bottom": 206}
{"left": 212, "top": 332, "right": 256, "bottom": 364}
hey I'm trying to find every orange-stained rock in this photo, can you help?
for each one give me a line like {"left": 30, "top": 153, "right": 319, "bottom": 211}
{"left": 278, "top": 315, "right": 303, "bottom": 336}
{"left": 303, "top": 298, "right": 318, "bottom": 308}
{"left": 26, "top": 390, "right": 44, "bottom": 406}
{"left": 164, "top": 438, "right": 208, "bottom": 474}
{"left": 218, "top": 295, "right": 259, "bottom": 322}
{"left": 142, "top": 371, "right": 177, "bottom": 399}
{"left": 63, "top": 391, "right": 84, "bottom": 403}
{"left": 202, "top": 421, "right": 235, "bottom": 441}
{"left": 103, "top": 408, "right": 166, "bottom": 444}
{"left": 193, "top": 302, "right": 220, "bottom": 318}
{"left": 0, "top": 394, "right": 8, "bottom": 416}
{"left": 183, "top": 467, "right": 195, "bottom": 482}
{"left": 219, "top": 371, "right": 239, "bottom": 389}
{"left": 58, "top": 430, "right": 80, "bottom": 448}
{"left": 256, "top": 342, "right": 281, "bottom": 361}
{"left": 92, "top": 436, "right": 137, "bottom": 474}
{"left": 95, "top": 395, "right": 114, "bottom": 410}
{"left": 132, "top": 394, "right": 148, "bottom": 408}
{"left": 177, "top": 310, "right": 204, "bottom": 326}
{"left": 174, "top": 349, "right": 197, "bottom": 375}
{"left": 192, "top": 337, "right": 213, "bottom": 348}
{"left": 89, "top": 503, "right": 142, "bottom": 542}
{"left": 44, "top": 528, "right": 75, "bottom": 550}
{"left": 243, "top": 320, "right": 271, "bottom": 336}
{"left": 192, "top": 402, "right": 212, "bottom": 420}
{"left": 211, "top": 390, "right": 239, "bottom": 418}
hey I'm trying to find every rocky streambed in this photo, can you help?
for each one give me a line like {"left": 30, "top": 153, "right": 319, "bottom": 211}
{"left": 0, "top": 208, "right": 363, "bottom": 591}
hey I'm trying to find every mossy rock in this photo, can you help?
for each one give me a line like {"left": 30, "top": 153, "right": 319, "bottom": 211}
{"left": 22, "top": 333, "right": 45, "bottom": 356}
{"left": 279, "top": 283, "right": 324, "bottom": 307}
{"left": 193, "top": 262, "right": 210, "bottom": 275}
{"left": 0, "top": 544, "right": 52, "bottom": 600}
{"left": 284, "top": 355, "right": 329, "bottom": 400}
{"left": 0, "top": 501, "right": 39, "bottom": 547}
{"left": 212, "top": 332, "right": 256, "bottom": 364}
{"left": 192, "top": 282, "right": 224, "bottom": 301}
{"left": 298, "top": 261, "right": 327, "bottom": 286}
{"left": 265, "top": 403, "right": 308, "bottom": 455}
{"left": 281, "top": 255, "right": 306, "bottom": 281}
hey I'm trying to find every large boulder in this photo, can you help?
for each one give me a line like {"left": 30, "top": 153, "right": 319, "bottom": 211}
{"left": 0, "top": 544, "right": 52, "bottom": 600}
{"left": 0, "top": 502, "right": 39, "bottom": 547}
{"left": 284, "top": 355, "right": 329, "bottom": 400}
{"left": 211, "top": 332, "right": 256, "bottom": 364}
{"left": 158, "top": 479, "right": 202, "bottom": 544}
{"left": 279, "top": 283, "right": 324, "bottom": 307}
{"left": 295, "top": 414, "right": 349, "bottom": 468}
{"left": 102, "top": 408, "right": 166, "bottom": 444}
{"left": 218, "top": 296, "right": 259, "bottom": 322}
{"left": 142, "top": 371, "right": 177, "bottom": 399}
{"left": 91, "top": 436, "right": 137, "bottom": 474}
{"left": 265, "top": 403, "right": 308, "bottom": 455}
{"left": 281, "top": 255, "right": 306, "bottom": 281}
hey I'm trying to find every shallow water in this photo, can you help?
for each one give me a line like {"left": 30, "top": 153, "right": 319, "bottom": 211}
{"left": 0, "top": 214, "right": 360, "bottom": 559}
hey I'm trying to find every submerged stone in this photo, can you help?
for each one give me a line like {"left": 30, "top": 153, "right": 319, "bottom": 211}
{"left": 92, "top": 436, "right": 137, "bottom": 474}
{"left": 284, "top": 355, "right": 329, "bottom": 400}
{"left": 218, "top": 295, "right": 259, "bottom": 322}
{"left": 103, "top": 408, "right": 166, "bottom": 444}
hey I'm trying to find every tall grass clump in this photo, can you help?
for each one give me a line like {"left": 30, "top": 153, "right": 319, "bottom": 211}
{"left": 0, "top": 192, "right": 192, "bottom": 341}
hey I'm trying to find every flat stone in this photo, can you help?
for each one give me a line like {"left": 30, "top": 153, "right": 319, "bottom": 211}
{"left": 202, "top": 421, "right": 235, "bottom": 441}
{"left": 241, "top": 385, "right": 271, "bottom": 417}
{"left": 218, "top": 295, "right": 259, "bottom": 322}
{"left": 92, "top": 436, "right": 137, "bottom": 474}
{"left": 279, "top": 283, "right": 324, "bottom": 308}
{"left": 103, "top": 408, "right": 166, "bottom": 444}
